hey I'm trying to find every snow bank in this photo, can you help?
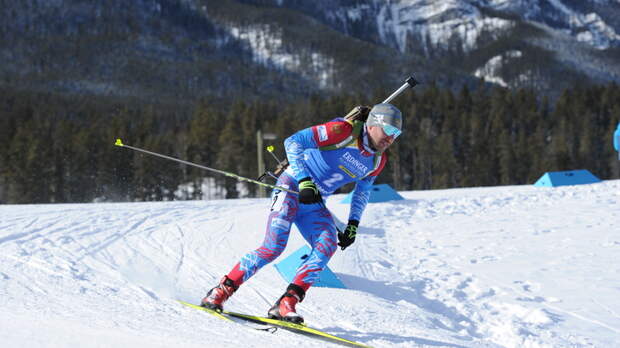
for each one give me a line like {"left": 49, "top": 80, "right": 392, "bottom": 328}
{"left": 1, "top": 180, "right": 619, "bottom": 347}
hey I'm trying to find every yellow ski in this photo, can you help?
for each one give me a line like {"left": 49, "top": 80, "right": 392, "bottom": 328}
{"left": 179, "top": 301, "right": 370, "bottom": 346}
{"left": 179, "top": 301, "right": 277, "bottom": 333}
{"left": 224, "top": 311, "right": 373, "bottom": 348}
{"left": 178, "top": 300, "right": 232, "bottom": 322}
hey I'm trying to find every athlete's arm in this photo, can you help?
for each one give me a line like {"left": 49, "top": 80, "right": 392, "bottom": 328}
{"left": 284, "top": 121, "right": 354, "bottom": 181}
{"left": 284, "top": 127, "right": 316, "bottom": 181}
{"left": 348, "top": 152, "right": 388, "bottom": 222}
{"left": 348, "top": 176, "right": 375, "bottom": 222}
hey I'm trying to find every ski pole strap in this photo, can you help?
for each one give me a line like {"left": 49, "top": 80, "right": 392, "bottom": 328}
{"left": 114, "top": 139, "right": 299, "bottom": 195}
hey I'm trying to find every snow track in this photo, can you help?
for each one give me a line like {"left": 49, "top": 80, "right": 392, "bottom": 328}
{"left": 1, "top": 181, "right": 620, "bottom": 347}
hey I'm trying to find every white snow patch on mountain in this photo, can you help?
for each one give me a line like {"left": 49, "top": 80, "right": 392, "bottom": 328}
{"left": 485, "top": 0, "right": 620, "bottom": 49}
{"left": 370, "top": 0, "right": 619, "bottom": 51}
{"left": 474, "top": 50, "right": 522, "bottom": 87}
{"left": 228, "top": 24, "right": 298, "bottom": 69}
{"left": 346, "top": 4, "right": 371, "bottom": 22}
{"left": 375, "top": 0, "right": 514, "bottom": 54}
{"left": 572, "top": 12, "right": 620, "bottom": 49}
{"left": 227, "top": 25, "right": 336, "bottom": 88}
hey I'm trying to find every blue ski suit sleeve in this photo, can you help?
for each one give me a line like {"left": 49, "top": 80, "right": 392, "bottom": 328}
{"left": 348, "top": 174, "right": 376, "bottom": 222}
{"left": 284, "top": 127, "right": 317, "bottom": 181}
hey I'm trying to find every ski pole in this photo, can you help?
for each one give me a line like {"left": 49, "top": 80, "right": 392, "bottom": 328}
{"left": 257, "top": 146, "right": 286, "bottom": 182}
{"left": 114, "top": 139, "right": 299, "bottom": 195}
{"left": 266, "top": 145, "right": 283, "bottom": 164}
{"left": 382, "top": 76, "right": 418, "bottom": 104}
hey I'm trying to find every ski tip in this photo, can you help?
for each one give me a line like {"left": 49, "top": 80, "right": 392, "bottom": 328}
{"left": 114, "top": 138, "right": 124, "bottom": 147}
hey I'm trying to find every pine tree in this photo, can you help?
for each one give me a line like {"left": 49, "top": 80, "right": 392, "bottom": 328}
{"left": 7, "top": 118, "right": 54, "bottom": 203}
{"left": 215, "top": 107, "right": 245, "bottom": 199}
{"left": 187, "top": 101, "right": 223, "bottom": 199}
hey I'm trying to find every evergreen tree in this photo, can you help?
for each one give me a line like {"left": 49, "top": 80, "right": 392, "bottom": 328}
{"left": 1, "top": 83, "right": 618, "bottom": 204}
{"left": 215, "top": 107, "right": 245, "bottom": 199}
{"left": 7, "top": 118, "right": 54, "bottom": 203}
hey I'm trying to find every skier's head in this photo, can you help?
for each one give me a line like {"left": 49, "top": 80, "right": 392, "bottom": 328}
{"left": 366, "top": 103, "right": 402, "bottom": 152}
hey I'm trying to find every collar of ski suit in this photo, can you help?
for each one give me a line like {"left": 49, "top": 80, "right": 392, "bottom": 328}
{"left": 359, "top": 123, "right": 378, "bottom": 156}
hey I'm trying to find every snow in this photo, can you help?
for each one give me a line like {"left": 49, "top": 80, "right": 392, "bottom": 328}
{"left": 372, "top": 0, "right": 619, "bottom": 52}
{"left": 346, "top": 4, "right": 371, "bottom": 22}
{"left": 1, "top": 180, "right": 620, "bottom": 347}
{"left": 227, "top": 25, "right": 335, "bottom": 88}
{"left": 375, "top": 0, "right": 514, "bottom": 54}
{"left": 474, "top": 50, "right": 522, "bottom": 87}
{"left": 487, "top": 0, "right": 620, "bottom": 50}
{"left": 572, "top": 12, "right": 620, "bottom": 49}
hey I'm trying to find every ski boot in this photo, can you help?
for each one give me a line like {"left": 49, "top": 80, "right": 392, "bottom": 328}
{"left": 200, "top": 275, "right": 238, "bottom": 312}
{"left": 268, "top": 284, "right": 306, "bottom": 324}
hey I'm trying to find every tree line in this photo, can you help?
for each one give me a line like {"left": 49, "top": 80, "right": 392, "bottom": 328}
{"left": 1, "top": 83, "right": 619, "bottom": 204}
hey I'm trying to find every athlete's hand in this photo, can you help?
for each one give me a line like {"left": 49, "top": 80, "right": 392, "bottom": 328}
{"left": 298, "top": 177, "right": 322, "bottom": 204}
{"left": 338, "top": 220, "right": 359, "bottom": 250}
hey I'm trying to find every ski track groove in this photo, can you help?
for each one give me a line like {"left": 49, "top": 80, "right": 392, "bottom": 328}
{"left": 75, "top": 213, "right": 156, "bottom": 262}
{"left": 172, "top": 224, "right": 187, "bottom": 290}
{"left": 0, "top": 217, "right": 63, "bottom": 246}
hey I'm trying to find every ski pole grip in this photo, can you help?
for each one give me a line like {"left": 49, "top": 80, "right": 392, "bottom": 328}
{"left": 405, "top": 76, "right": 418, "bottom": 88}
{"left": 382, "top": 75, "right": 418, "bottom": 104}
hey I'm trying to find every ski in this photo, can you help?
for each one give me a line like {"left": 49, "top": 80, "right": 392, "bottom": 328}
{"left": 179, "top": 300, "right": 231, "bottom": 321}
{"left": 224, "top": 311, "right": 373, "bottom": 348}
{"left": 180, "top": 300, "right": 371, "bottom": 347}
{"left": 178, "top": 301, "right": 277, "bottom": 333}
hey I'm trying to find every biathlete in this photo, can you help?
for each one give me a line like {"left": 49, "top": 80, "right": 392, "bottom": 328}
{"left": 201, "top": 103, "right": 404, "bottom": 323}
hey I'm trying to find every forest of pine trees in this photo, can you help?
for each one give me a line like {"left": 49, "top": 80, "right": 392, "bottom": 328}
{"left": 1, "top": 83, "right": 619, "bottom": 204}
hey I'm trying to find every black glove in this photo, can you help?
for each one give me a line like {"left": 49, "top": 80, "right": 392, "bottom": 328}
{"left": 298, "top": 177, "right": 322, "bottom": 204}
{"left": 338, "top": 220, "right": 359, "bottom": 250}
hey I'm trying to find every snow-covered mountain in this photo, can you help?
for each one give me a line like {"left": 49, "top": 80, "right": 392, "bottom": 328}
{"left": 237, "top": 0, "right": 620, "bottom": 90}
{"left": 1, "top": 0, "right": 619, "bottom": 100}
{"left": 246, "top": 0, "right": 620, "bottom": 52}
{"left": 486, "top": 0, "right": 620, "bottom": 49}
{"left": 1, "top": 180, "right": 620, "bottom": 347}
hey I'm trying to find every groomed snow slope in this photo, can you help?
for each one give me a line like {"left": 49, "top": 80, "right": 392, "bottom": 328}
{"left": 1, "top": 180, "right": 619, "bottom": 347}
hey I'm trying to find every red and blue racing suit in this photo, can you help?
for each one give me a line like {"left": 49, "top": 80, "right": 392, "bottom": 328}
{"left": 226, "top": 118, "right": 387, "bottom": 293}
